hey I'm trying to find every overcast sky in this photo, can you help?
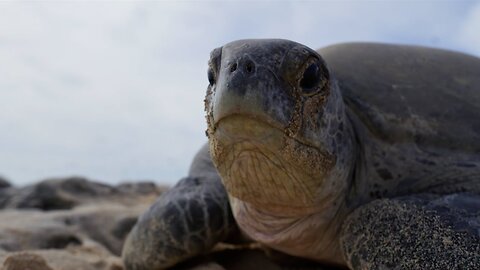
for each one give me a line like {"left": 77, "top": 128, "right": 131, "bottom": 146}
{"left": 0, "top": 1, "right": 479, "bottom": 186}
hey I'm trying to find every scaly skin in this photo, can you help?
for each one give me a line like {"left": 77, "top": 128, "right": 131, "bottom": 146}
{"left": 122, "top": 145, "right": 237, "bottom": 270}
{"left": 204, "top": 39, "right": 480, "bottom": 267}
{"left": 122, "top": 39, "right": 480, "bottom": 270}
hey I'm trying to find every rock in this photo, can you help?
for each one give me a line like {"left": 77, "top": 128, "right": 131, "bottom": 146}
{"left": 0, "top": 177, "right": 12, "bottom": 209}
{"left": 0, "top": 188, "right": 13, "bottom": 209}
{"left": 116, "top": 182, "right": 160, "bottom": 195}
{"left": 0, "top": 209, "right": 80, "bottom": 251}
{"left": 63, "top": 204, "right": 146, "bottom": 256}
{"left": 0, "top": 244, "right": 124, "bottom": 270}
{"left": 2, "top": 252, "right": 54, "bottom": 270}
{"left": 0, "top": 177, "right": 11, "bottom": 189}
{"left": 0, "top": 177, "right": 107, "bottom": 210}
{"left": 0, "top": 203, "right": 152, "bottom": 256}
{"left": 16, "top": 182, "right": 77, "bottom": 210}
{"left": 0, "top": 177, "right": 166, "bottom": 270}
{"left": 0, "top": 177, "right": 165, "bottom": 211}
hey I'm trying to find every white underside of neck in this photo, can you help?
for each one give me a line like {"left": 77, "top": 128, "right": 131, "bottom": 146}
{"left": 229, "top": 196, "right": 345, "bottom": 265}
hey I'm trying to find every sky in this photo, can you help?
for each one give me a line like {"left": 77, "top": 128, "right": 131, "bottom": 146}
{"left": 0, "top": 1, "right": 479, "bottom": 186}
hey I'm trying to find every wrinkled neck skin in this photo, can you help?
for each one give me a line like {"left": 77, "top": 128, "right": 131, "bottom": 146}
{"left": 210, "top": 82, "right": 358, "bottom": 266}
{"left": 229, "top": 196, "right": 348, "bottom": 265}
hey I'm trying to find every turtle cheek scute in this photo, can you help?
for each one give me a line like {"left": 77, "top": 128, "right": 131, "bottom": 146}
{"left": 304, "top": 83, "right": 346, "bottom": 154}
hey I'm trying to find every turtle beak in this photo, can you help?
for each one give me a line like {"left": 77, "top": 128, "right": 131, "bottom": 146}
{"left": 212, "top": 56, "right": 263, "bottom": 124}
{"left": 209, "top": 51, "right": 294, "bottom": 132}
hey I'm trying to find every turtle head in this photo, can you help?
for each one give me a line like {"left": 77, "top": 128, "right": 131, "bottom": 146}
{"left": 205, "top": 39, "right": 354, "bottom": 213}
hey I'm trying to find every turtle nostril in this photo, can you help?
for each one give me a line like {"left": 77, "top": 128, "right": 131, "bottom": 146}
{"left": 245, "top": 61, "right": 255, "bottom": 73}
{"left": 230, "top": 63, "right": 237, "bottom": 73}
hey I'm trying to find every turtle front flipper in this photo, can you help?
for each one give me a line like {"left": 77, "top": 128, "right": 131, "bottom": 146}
{"left": 340, "top": 193, "right": 480, "bottom": 270}
{"left": 122, "top": 144, "right": 237, "bottom": 270}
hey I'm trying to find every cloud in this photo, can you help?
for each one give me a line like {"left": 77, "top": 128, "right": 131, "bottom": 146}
{"left": 0, "top": 1, "right": 478, "bottom": 185}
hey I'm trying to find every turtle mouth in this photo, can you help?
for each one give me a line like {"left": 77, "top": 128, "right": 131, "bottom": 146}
{"left": 211, "top": 114, "right": 284, "bottom": 145}
{"left": 210, "top": 112, "right": 323, "bottom": 152}
{"left": 208, "top": 115, "right": 335, "bottom": 209}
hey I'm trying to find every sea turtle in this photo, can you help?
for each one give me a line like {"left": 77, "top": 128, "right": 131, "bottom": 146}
{"left": 122, "top": 39, "right": 480, "bottom": 270}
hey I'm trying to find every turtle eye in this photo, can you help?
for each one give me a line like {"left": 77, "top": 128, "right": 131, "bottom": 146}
{"left": 207, "top": 67, "right": 215, "bottom": 86}
{"left": 299, "top": 62, "right": 321, "bottom": 95}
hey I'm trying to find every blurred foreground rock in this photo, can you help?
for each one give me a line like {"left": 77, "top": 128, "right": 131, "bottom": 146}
{"left": 0, "top": 177, "right": 322, "bottom": 270}
{"left": 0, "top": 177, "right": 11, "bottom": 189}
{"left": 0, "top": 177, "right": 163, "bottom": 270}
